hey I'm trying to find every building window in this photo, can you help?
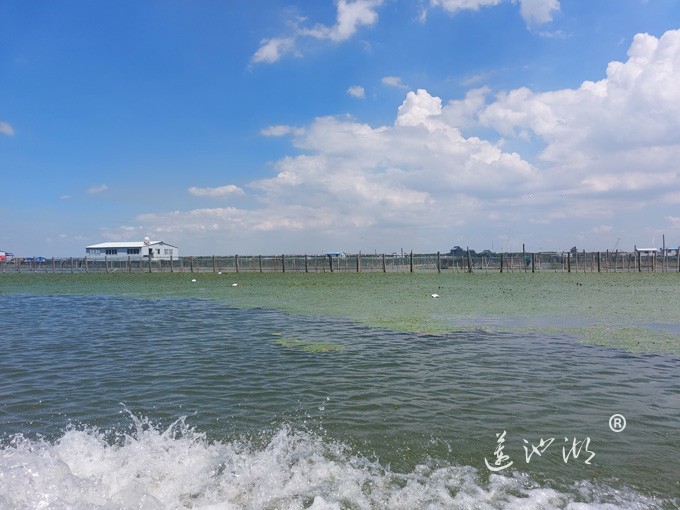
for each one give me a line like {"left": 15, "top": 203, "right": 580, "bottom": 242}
{"left": 127, "top": 248, "right": 140, "bottom": 255}
{"left": 105, "top": 249, "right": 117, "bottom": 255}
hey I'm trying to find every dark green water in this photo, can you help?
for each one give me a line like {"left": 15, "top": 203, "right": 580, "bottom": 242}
{"left": 0, "top": 294, "right": 678, "bottom": 508}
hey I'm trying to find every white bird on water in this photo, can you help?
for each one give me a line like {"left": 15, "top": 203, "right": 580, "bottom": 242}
{"left": 191, "top": 279, "right": 197, "bottom": 283}
{"left": 431, "top": 293, "right": 440, "bottom": 298}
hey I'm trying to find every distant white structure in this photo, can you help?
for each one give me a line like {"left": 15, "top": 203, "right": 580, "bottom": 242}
{"left": 85, "top": 238, "right": 179, "bottom": 261}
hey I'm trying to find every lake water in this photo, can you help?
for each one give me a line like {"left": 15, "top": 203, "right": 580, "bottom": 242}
{"left": 0, "top": 293, "right": 678, "bottom": 509}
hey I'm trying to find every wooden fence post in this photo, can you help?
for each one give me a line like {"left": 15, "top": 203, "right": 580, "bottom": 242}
{"left": 282, "top": 254, "right": 286, "bottom": 273}
{"left": 410, "top": 251, "right": 414, "bottom": 273}
{"left": 304, "top": 254, "right": 308, "bottom": 273}
{"left": 500, "top": 253, "right": 504, "bottom": 273}
{"left": 235, "top": 254, "right": 239, "bottom": 273}
{"left": 637, "top": 250, "right": 642, "bottom": 272}
{"left": 531, "top": 253, "right": 535, "bottom": 273}
{"left": 259, "top": 255, "right": 263, "bottom": 273}
{"left": 466, "top": 247, "right": 472, "bottom": 273}
{"left": 437, "top": 251, "right": 441, "bottom": 273}
{"left": 382, "top": 253, "right": 386, "bottom": 273}
{"left": 356, "top": 252, "right": 361, "bottom": 273}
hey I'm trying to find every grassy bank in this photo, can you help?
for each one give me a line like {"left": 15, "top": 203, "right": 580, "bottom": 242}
{"left": 2, "top": 271, "right": 679, "bottom": 355}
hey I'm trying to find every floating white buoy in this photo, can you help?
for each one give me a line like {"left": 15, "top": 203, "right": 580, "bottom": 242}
{"left": 431, "top": 293, "right": 439, "bottom": 298}
{"left": 218, "top": 272, "right": 222, "bottom": 275}
{"left": 232, "top": 283, "right": 238, "bottom": 287}
{"left": 191, "top": 279, "right": 197, "bottom": 283}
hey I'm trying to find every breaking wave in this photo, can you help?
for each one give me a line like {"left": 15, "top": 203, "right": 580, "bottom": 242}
{"left": 0, "top": 412, "right": 672, "bottom": 510}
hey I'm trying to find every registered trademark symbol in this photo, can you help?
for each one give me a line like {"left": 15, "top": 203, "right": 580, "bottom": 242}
{"left": 609, "top": 414, "right": 626, "bottom": 433}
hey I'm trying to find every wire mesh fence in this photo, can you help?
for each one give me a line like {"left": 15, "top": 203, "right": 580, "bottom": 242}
{"left": 2, "top": 250, "right": 679, "bottom": 274}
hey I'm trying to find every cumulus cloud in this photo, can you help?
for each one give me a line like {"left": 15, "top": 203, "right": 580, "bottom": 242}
{"left": 137, "top": 88, "right": 538, "bottom": 249}
{"left": 430, "top": 0, "right": 559, "bottom": 27}
{"left": 395, "top": 89, "right": 444, "bottom": 127}
{"left": 188, "top": 185, "right": 244, "bottom": 197}
{"left": 252, "top": 1, "right": 383, "bottom": 64}
{"left": 139, "top": 29, "right": 680, "bottom": 252}
{"left": 87, "top": 184, "right": 109, "bottom": 194}
{"left": 347, "top": 85, "right": 366, "bottom": 98}
{"left": 518, "top": 0, "right": 559, "bottom": 26}
{"left": 465, "top": 29, "right": 680, "bottom": 196}
{"left": 0, "top": 121, "right": 14, "bottom": 136}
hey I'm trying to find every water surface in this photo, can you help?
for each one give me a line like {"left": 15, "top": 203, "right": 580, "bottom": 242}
{"left": 1, "top": 293, "right": 678, "bottom": 508}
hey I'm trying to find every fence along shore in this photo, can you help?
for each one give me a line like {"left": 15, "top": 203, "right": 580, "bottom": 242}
{"left": 3, "top": 249, "right": 680, "bottom": 274}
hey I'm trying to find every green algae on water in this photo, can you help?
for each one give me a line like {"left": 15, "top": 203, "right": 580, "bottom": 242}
{"left": 274, "top": 337, "right": 344, "bottom": 353}
{"left": 2, "top": 272, "right": 679, "bottom": 356}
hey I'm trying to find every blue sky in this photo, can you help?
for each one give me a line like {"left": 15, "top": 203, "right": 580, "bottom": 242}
{"left": 2, "top": 0, "right": 680, "bottom": 257}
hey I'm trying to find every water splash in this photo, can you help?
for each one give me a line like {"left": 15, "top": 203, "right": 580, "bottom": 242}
{"left": 0, "top": 411, "right": 672, "bottom": 509}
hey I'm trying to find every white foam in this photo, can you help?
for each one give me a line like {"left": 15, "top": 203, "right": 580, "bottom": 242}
{"left": 0, "top": 414, "right": 670, "bottom": 509}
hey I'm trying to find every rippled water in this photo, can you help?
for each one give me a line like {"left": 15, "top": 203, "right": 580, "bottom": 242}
{"left": 1, "top": 294, "right": 678, "bottom": 509}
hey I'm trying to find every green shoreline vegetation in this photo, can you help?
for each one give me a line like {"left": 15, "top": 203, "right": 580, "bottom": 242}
{"left": 2, "top": 272, "right": 679, "bottom": 356}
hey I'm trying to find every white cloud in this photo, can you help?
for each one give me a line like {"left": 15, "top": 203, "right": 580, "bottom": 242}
{"left": 396, "top": 89, "right": 444, "bottom": 128}
{"left": 382, "top": 75, "right": 408, "bottom": 89}
{"left": 188, "top": 185, "right": 244, "bottom": 197}
{"left": 518, "top": 0, "right": 559, "bottom": 26}
{"left": 252, "top": 1, "right": 383, "bottom": 64}
{"left": 138, "top": 89, "right": 538, "bottom": 249}
{"left": 87, "top": 184, "right": 109, "bottom": 194}
{"left": 429, "top": 0, "right": 559, "bottom": 26}
{"left": 260, "top": 125, "right": 302, "bottom": 137}
{"left": 59, "top": 195, "right": 72, "bottom": 200}
{"left": 303, "top": 0, "right": 383, "bottom": 42}
{"left": 430, "top": 0, "right": 502, "bottom": 13}
{"left": 347, "top": 85, "right": 366, "bottom": 98}
{"left": 468, "top": 29, "right": 680, "bottom": 196}
{"left": 0, "top": 121, "right": 14, "bottom": 136}
{"left": 251, "top": 37, "right": 297, "bottom": 64}
{"left": 137, "top": 30, "right": 680, "bottom": 253}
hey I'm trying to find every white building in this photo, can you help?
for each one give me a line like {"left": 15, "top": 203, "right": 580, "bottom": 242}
{"left": 85, "top": 239, "right": 179, "bottom": 261}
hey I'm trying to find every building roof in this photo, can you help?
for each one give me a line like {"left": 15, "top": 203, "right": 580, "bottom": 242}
{"left": 86, "top": 241, "right": 178, "bottom": 249}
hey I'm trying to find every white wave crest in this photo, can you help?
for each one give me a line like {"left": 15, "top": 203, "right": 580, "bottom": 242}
{"left": 0, "top": 413, "right": 670, "bottom": 509}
